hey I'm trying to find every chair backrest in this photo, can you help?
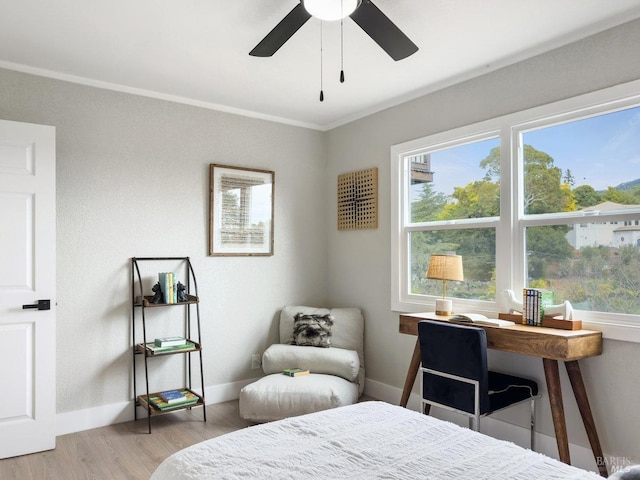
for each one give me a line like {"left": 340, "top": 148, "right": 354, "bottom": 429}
{"left": 418, "top": 320, "right": 490, "bottom": 415}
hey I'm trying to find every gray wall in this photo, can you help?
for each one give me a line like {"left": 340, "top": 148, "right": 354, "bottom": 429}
{"left": 0, "top": 68, "right": 327, "bottom": 413}
{"left": 326, "top": 18, "right": 640, "bottom": 464}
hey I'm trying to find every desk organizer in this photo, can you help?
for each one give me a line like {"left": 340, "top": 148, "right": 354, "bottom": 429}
{"left": 498, "top": 313, "right": 582, "bottom": 330}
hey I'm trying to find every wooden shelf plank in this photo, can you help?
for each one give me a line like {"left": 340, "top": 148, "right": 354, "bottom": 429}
{"left": 136, "top": 388, "right": 204, "bottom": 416}
{"left": 134, "top": 340, "right": 202, "bottom": 356}
{"left": 134, "top": 294, "right": 199, "bottom": 307}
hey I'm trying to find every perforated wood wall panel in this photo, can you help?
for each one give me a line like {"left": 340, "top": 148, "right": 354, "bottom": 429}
{"left": 337, "top": 167, "right": 378, "bottom": 230}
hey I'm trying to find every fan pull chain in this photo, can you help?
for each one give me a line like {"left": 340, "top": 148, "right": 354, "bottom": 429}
{"left": 320, "top": 20, "right": 324, "bottom": 102}
{"left": 340, "top": 1, "right": 345, "bottom": 83}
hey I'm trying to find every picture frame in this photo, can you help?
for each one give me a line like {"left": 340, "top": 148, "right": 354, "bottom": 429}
{"left": 209, "top": 164, "right": 274, "bottom": 256}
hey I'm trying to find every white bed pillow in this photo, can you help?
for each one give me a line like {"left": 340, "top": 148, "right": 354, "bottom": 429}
{"left": 262, "top": 344, "right": 360, "bottom": 382}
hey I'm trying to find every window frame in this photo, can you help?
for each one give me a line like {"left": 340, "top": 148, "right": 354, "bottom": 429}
{"left": 391, "top": 79, "right": 640, "bottom": 342}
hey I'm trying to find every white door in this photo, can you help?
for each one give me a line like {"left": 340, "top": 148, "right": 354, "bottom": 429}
{"left": 0, "top": 119, "right": 56, "bottom": 459}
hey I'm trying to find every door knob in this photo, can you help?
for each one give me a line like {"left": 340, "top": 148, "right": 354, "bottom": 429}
{"left": 22, "top": 299, "right": 51, "bottom": 310}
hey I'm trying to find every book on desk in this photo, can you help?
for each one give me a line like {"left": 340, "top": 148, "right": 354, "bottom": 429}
{"left": 449, "top": 313, "right": 515, "bottom": 327}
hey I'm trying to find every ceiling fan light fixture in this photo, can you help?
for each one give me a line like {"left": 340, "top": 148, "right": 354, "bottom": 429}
{"left": 303, "top": 0, "right": 361, "bottom": 21}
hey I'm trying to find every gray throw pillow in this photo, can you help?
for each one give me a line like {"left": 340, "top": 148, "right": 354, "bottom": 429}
{"left": 292, "top": 313, "right": 334, "bottom": 347}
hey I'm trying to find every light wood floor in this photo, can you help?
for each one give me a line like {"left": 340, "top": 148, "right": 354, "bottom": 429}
{"left": 0, "top": 400, "right": 254, "bottom": 480}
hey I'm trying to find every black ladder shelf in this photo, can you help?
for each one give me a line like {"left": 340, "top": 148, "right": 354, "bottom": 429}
{"left": 131, "top": 256, "right": 206, "bottom": 433}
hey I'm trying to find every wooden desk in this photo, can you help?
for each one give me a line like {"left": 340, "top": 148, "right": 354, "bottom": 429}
{"left": 399, "top": 312, "right": 607, "bottom": 477}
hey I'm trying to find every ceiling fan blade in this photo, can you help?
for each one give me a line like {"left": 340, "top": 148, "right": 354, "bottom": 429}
{"left": 350, "top": 0, "right": 418, "bottom": 61}
{"left": 249, "top": 3, "right": 311, "bottom": 57}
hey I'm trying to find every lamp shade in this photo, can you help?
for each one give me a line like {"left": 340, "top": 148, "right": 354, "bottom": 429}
{"left": 303, "top": 0, "right": 361, "bottom": 21}
{"left": 426, "top": 254, "right": 464, "bottom": 282}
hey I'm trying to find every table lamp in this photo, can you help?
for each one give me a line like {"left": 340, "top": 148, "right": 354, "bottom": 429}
{"left": 426, "top": 254, "right": 464, "bottom": 316}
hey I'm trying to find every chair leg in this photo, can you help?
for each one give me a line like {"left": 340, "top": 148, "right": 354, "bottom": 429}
{"left": 469, "top": 416, "right": 479, "bottom": 431}
{"left": 530, "top": 398, "right": 536, "bottom": 451}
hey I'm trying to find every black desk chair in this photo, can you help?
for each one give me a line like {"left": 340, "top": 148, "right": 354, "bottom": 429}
{"left": 418, "top": 320, "right": 540, "bottom": 450}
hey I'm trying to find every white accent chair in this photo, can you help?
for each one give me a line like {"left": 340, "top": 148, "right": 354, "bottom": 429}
{"left": 239, "top": 305, "right": 364, "bottom": 422}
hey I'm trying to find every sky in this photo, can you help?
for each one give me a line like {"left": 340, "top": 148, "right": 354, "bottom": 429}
{"left": 424, "top": 105, "right": 640, "bottom": 197}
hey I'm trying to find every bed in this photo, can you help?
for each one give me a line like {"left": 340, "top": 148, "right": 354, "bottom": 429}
{"left": 151, "top": 401, "right": 601, "bottom": 479}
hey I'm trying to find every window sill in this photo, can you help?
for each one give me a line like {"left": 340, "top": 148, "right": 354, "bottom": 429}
{"left": 582, "top": 321, "right": 640, "bottom": 344}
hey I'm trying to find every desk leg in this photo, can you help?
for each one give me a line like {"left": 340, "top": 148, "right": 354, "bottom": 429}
{"left": 565, "top": 361, "right": 607, "bottom": 477}
{"left": 400, "top": 338, "right": 421, "bottom": 408}
{"left": 543, "top": 358, "right": 571, "bottom": 465}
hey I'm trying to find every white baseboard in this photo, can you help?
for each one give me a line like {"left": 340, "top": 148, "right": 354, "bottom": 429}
{"left": 56, "top": 399, "right": 132, "bottom": 436}
{"left": 364, "top": 378, "right": 604, "bottom": 475}
{"left": 55, "top": 378, "right": 259, "bottom": 436}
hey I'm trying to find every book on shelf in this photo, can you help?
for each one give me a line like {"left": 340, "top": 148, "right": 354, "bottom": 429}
{"left": 144, "top": 340, "right": 196, "bottom": 354}
{"left": 282, "top": 368, "right": 310, "bottom": 377}
{"left": 155, "top": 336, "right": 187, "bottom": 347}
{"left": 148, "top": 389, "right": 199, "bottom": 410}
{"left": 449, "top": 313, "right": 515, "bottom": 327}
{"left": 159, "top": 389, "right": 186, "bottom": 404}
{"left": 158, "top": 272, "right": 178, "bottom": 304}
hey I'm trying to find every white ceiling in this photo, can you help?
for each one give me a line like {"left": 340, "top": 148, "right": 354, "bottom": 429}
{"left": 2, "top": 0, "right": 640, "bottom": 130}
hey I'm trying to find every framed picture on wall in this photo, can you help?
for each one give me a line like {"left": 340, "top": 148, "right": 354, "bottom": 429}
{"left": 209, "top": 164, "right": 274, "bottom": 256}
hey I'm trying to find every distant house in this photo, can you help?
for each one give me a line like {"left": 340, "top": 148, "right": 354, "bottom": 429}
{"left": 566, "top": 201, "right": 640, "bottom": 249}
{"left": 613, "top": 225, "right": 640, "bottom": 247}
{"left": 409, "top": 154, "right": 434, "bottom": 184}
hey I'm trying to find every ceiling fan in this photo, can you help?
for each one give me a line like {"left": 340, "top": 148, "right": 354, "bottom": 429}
{"left": 249, "top": 0, "right": 418, "bottom": 61}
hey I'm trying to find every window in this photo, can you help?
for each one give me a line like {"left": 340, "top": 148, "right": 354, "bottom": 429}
{"left": 405, "top": 136, "right": 500, "bottom": 301}
{"left": 391, "top": 80, "right": 640, "bottom": 337}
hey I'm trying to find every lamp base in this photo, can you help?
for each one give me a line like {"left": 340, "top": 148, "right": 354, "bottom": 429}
{"left": 435, "top": 299, "right": 453, "bottom": 316}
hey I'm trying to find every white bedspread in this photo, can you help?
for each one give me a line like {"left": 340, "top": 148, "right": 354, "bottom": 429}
{"left": 151, "top": 401, "right": 600, "bottom": 480}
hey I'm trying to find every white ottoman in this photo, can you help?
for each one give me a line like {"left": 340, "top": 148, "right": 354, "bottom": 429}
{"left": 239, "top": 373, "right": 359, "bottom": 422}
